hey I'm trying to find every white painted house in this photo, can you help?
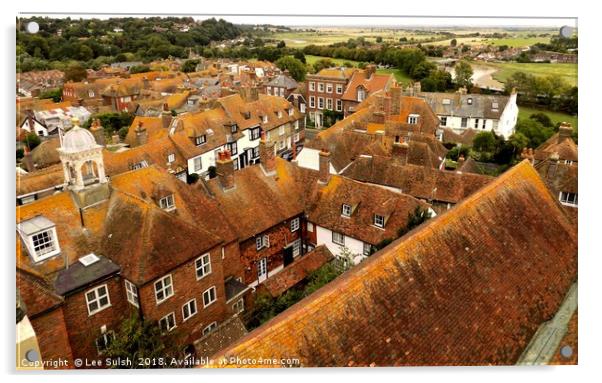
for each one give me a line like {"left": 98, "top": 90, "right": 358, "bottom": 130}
{"left": 419, "top": 90, "right": 518, "bottom": 139}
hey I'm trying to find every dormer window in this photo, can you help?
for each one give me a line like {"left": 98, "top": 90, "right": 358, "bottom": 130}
{"left": 357, "top": 87, "right": 366, "bottom": 102}
{"left": 262, "top": 115, "right": 268, "bottom": 124}
{"left": 408, "top": 114, "right": 419, "bottom": 124}
{"left": 167, "top": 153, "right": 175, "bottom": 163}
{"left": 88, "top": 90, "right": 95, "bottom": 98}
{"left": 373, "top": 214, "right": 385, "bottom": 228}
{"left": 195, "top": 135, "right": 207, "bottom": 146}
{"left": 18, "top": 216, "right": 61, "bottom": 263}
{"left": 230, "top": 124, "right": 238, "bottom": 133}
{"left": 342, "top": 204, "right": 352, "bottom": 217}
{"left": 159, "top": 194, "right": 175, "bottom": 211}
{"left": 277, "top": 111, "right": 283, "bottom": 118}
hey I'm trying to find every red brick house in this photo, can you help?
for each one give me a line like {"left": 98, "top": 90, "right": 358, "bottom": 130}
{"left": 306, "top": 67, "right": 356, "bottom": 128}
{"left": 341, "top": 65, "right": 394, "bottom": 117}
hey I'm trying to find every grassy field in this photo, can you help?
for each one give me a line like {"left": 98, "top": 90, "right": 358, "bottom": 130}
{"left": 375, "top": 68, "right": 412, "bottom": 85}
{"left": 480, "top": 62, "right": 577, "bottom": 86}
{"left": 431, "top": 36, "right": 550, "bottom": 48}
{"left": 305, "top": 55, "right": 359, "bottom": 67}
{"left": 518, "top": 106, "right": 578, "bottom": 128}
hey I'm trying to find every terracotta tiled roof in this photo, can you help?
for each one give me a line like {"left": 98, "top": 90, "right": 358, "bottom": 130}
{"left": 310, "top": 68, "right": 356, "bottom": 80}
{"left": 16, "top": 268, "right": 63, "bottom": 317}
{"left": 210, "top": 160, "right": 577, "bottom": 367}
{"left": 307, "top": 175, "right": 428, "bottom": 245}
{"left": 124, "top": 116, "right": 166, "bottom": 146}
{"left": 341, "top": 70, "right": 393, "bottom": 101}
{"left": 535, "top": 159, "right": 578, "bottom": 195}
{"left": 534, "top": 133, "right": 578, "bottom": 163}
{"left": 262, "top": 245, "right": 334, "bottom": 297}
{"left": 440, "top": 127, "right": 480, "bottom": 146}
{"left": 16, "top": 164, "right": 64, "bottom": 196}
{"left": 342, "top": 155, "right": 492, "bottom": 204}
{"left": 218, "top": 93, "right": 301, "bottom": 132}
{"left": 104, "top": 138, "right": 187, "bottom": 176}
{"left": 30, "top": 137, "right": 61, "bottom": 169}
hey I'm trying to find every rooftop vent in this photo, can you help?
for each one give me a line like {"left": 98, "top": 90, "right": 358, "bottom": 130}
{"left": 79, "top": 253, "right": 100, "bottom": 267}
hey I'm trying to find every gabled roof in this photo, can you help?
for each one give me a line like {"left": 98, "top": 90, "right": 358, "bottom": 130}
{"left": 341, "top": 155, "right": 492, "bottom": 204}
{"left": 218, "top": 93, "right": 301, "bottom": 131}
{"left": 309, "top": 67, "right": 356, "bottom": 80}
{"left": 535, "top": 159, "right": 578, "bottom": 195}
{"left": 306, "top": 175, "right": 428, "bottom": 245}
{"left": 210, "top": 161, "right": 577, "bottom": 367}
{"left": 16, "top": 268, "right": 63, "bottom": 317}
{"left": 534, "top": 132, "right": 578, "bottom": 163}
{"left": 266, "top": 74, "right": 298, "bottom": 90}
{"left": 418, "top": 92, "right": 510, "bottom": 120}
{"left": 16, "top": 164, "right": 64, "bottom": 197}
{"left": 341, "top": 70, "right": 393, "bottom": 101}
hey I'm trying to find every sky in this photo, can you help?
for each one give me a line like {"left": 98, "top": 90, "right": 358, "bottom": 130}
{"left": 19, "top": 13, "right": 577, "bottom": 29}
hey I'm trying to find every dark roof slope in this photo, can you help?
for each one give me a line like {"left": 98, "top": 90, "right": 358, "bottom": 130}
{"left": 210, "top": 160, "right": 577, "bottom": 367}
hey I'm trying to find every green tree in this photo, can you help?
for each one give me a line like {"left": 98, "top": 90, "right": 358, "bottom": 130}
{"left": 129, "top": 65, "right": 151, "bottom": 74}
{"left": 103, "top": 315, "right": 181, "bottom": 369}
{"left": 312, "top": 58, "right": 336, "bottom": 73}
{"left": 180, "top": 59, "right": 199, "bottom": 73}
{"left": 515, "top": 118, "right": 554, "bottom": 148}
{"left": 64, "top": 63, "right": 87, "bottom": 82}
{"left": 293, "top": 50, "right": 306, "bottom": 64}
{"left": 454, "top": 60, "right": 473, "bottom": 89}
{"left": 276, "top": 40, "right": 286, "bottom": 49}
{"left": 421, "top": 69, "right": 453, "bottom": 92}
{"left": 38, "top": 88, "right": 62, "bottom": 102}
{"left": 472, "top": 131, "right": 497, "bottom": 152}
{"left": 23, "top": 133, "right": 41, "bottom": 151}
{"left": 375, "top": 36, "right": 383, "bottom": 43}
{"left": 529, "top": 112, "right": 553, "bottom": 128}
{"left": 450, "top": 38, "right": 457, "bottom": 47}
{"left": 275, "top": 56, "right": 307, "bottom": 82}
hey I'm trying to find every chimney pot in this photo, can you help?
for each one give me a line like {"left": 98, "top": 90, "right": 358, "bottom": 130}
{"left": 216, "top": 149, "right": 235, "bottom": 190}
{"left": 318, "top": 149, "right": 331, "bottom": 184}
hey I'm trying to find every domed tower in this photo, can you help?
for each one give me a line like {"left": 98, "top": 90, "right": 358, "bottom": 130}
{"left": 58, "top": 117, "right": 107, "bottom": 191}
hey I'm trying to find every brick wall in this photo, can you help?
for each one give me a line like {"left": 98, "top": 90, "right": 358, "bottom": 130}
{"left": 30, "top": 308, "right": 74, "bottom": 369}
{"left": 137, "top": 245, "right": 229, "bottom": 346}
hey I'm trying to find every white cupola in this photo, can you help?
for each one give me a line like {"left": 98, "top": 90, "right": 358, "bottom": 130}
{"left": 58, "top": 117, "right": 107, "bottom": 191}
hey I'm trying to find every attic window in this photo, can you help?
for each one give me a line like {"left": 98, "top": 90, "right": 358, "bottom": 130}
{"left": 277, "top": 111, "right": 283, "bottom": 118}
{"left": 18, "top": 216, "right": 61, "bottom": 263}
{"left": 243, "top": 111, "right": 251, "bottom": 120}
{"left": 341, "top": 204, "right": 352, "bottom": 217}
{"left": 167, "top": 153, "right": 175, "bottom": 163}
{"left": 373, "top": 214, "right": 385, "bottom": 228}
{"left": 159, "top": 194, "right": 175, "bottom": 211}
{"left": 195, "top": 135, "right": 207, "bottom": 146}
{"left": 288, "top": 107, "right": 294, "bottom": 116}
{"left": 262, "top": 115, "right": 268, "bottom": 124}
{"left": 79, "top": 253, "right": 100, "bottom": 267}
{"left": 467, "top": 98, "right": 473, "bottom": 105}
{"left": 230, "top": 124, "right": 238, "bottom": 133}
{"left": 492, "top": 102, "right": 499, "bottom": 109}
{"left": 408, "top": 114, "right": 419, "bottom": 124}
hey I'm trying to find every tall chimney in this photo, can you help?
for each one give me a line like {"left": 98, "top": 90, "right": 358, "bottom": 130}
{"left": 135, "top": 121, "right": 148, "bottom": 146}
{"left": 161, "top": 103, "right": 172, "bottom": 129}
{"left": 390, "top": 86, "right": 402, "bottom": 115}
{"left": 365, "top": 64, "right": 376, "bottom": 79}
{"left": 392, "top": 140, "right": 409, "bottom": 165}
{"left": 558, "top": 122, "right": 573, "bottom": 143}
{"left": 318, "top": 149, "right": 331, "bottom": 184}
{"left": 259, "top": 131, "right": 276, "bottom": 174}
{"left": 90, "top": 118, "right": 105, "bottom": 146}
{"left": 547, "top": 152, "right": 560, "bottom": 180}
{"left": 216, "top": 150, "right": 235, "bottom": 190}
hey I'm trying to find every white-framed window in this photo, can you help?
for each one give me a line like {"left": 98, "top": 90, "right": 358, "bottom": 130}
{"left": 294, "top": 120, "right": 299, "bottom": 130}
{"left": 482, "top": 119, "right": 487, "bottom": 129}
{"left": 257, "top": 257, "right": 267, "bottom": 280}
{"left": 474, "top": 119, "right": 479, "bottom": 129}
{"left": 318, "top": 97, "right": 324, "bottom": 109}
{"left": 307, "top": 222, "right": 314, "bottom": 232}
{"left": 251, "top": 147, "right": 260, "bottom": 159}
{"left": 326, "top": 83, "right": 333, "bottom": 93}
{"left": 233, "top": 160, "right": 239, "bottom": 171}
{"left": 300, "top": 103, "right": 306, "bottom": 113}
{"left": 154, "top": 274, "right": 174, "bottom": 304}
{"left": 357, "top": 87, "right": 366, "bottom": 102}
{"left": 309, "top": 96, "right": 315, "bottom": 108}
{"left": 559, "top": 192, "right": 578, "bottom": 207}
{"left": 95, "top": 326, "right": 114, "bottom": 354}
{"left": 336, "top": 84, "right": 343, "bottom": 94}
{"left": 279, "top": 88, "right": 285, "bottom": 97}
{"left": 256, "top": 234, "right": 270, "bottom": 250}
{"left": 266, "top": 86, "right": 271, "bottom": 95}
{"left": 363, "top": 243, "right": 371, "bottom": 256}
{"left": 167, "top": 153, "right": 175, "bottom": 163}
{"left": 309, "top": 82, "right": 315, "bottom": 91}
{"left": 564, "top": 160, "right": 574, "bottom": 165}
{"left": 159, "top": 194, "right": 175, "bottom": 211}
{"left": 88, "top": 90, "right": 95, "bottom": 98}
{"left": 336, "top": 99, "right": 343, "bottom": 112}
{"left": 290, "top": 217, "right": 300, "bottom": 232}
{"left": 30, "top": 229, "right": 60, "bottom": 261}
{"left": 318, "top": 83, "right": 324, "bottom": 92}
{"left": 231, "top": 124, "right": 237, "bottom": 133}
{"left": 250, "top": 127, "right": 261, "bottom": 140}
{"left": 408, "top": 114, "right": 419, "bottom": 124}
{"left": 461, "top": 117, "right": 468, "bottom": 128}
{"left": 326, "top": 98, "right": 333, "bottom": 110}
{"left": 193, "top": 157, "right": 202, "bottom": 172}
{"left": 262, "top": 115, "right": 268, "bottom": 124}
{"left": 374, "top": 214, "right": 385, "bottom": 228}
{"left": 332, "top": 231, "right": 345, "bottom": 246}
{"left": 228, "top": 142, "right": 238, "bottom": 155}
{"left": 195, "top": 135, "right": 206, "bottom": 146}
{"left": 182, "top": 299, "right": 197, "bottom": 321}
{"left": 279, "top": 125, "right": 285, "bottom": 136}
{"left": 288, "top": 107, "right": 294, "bottom": 116}
{"left": 202, "top": 286, "right": 217, "bottom": 307}
{"left": 124, "top": 280, "right": 139, "bottom": 308}
{"left": 159, "top": 312, "right": 176, "bottom": 333}
{"left": 292, "top": 239, "right": 301, "bottom": 257}
{"left": 86, "top": 285, "right": 111, "bottom": 315}
{"left": 440, "top": 116, "right": 447, "bottom": 126}
{"left": 195, "top": 253, "right": 211, "bottom": 280}
{"left": 341, "top": 204, "right": 352, "bottom": 217}
{"left": 279, "top": 140, "right": 286, "bottom": 150}
{"left": 232, "top": 298, "right": 244, "bottom": 314}
{"left": 202, "top": 321, "right": 217, "bottom": 336}
{"left": 294, "top": 133, "right": 300, "bottom": 142}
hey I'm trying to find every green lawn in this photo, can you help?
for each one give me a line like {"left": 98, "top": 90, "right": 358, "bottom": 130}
{"left": 518, "top": 106, "right": 578, "bottom": 128}
{"left": 482, "top": 62, "right": 577, "bottom": 86}
{"left": 305, "top": 55, "right": 360, "bottom": 67}
{"left": 376, "top": 68, "right": 412, "bottom": 85}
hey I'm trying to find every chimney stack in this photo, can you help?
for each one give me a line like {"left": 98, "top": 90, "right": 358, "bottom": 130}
{"left": 390, "top": 86, "right": 402, "bottom": 115}
{"left": 90, "top": 118, "right": 105, "bottom": 146}
{"left": 135, "top": 121, "right": 148, "bottom": 146}
{"left": 365, "top": 64, "right": 376, "bottom": 79}
{"left": 216, "top": 150, "right": 235, "bottom": 190}
{"left": 558, "top": 122, "right": 573, "bottom": 143}
{"left": 259, "top": 131, "right": 276, "bottom": 174}
{"left": 318, "top": 149, "right": 331, "bottom": 184}
{"left": 161, "top": 103, "right": 172, "bottom": 129}
{"left": 392, "top": 140, "right": 409, "bottom": 165}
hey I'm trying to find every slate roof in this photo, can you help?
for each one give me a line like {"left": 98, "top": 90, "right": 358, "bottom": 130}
{"left": 54, "top": 255, "right": 120, "bottom": 295}
{"left": 418, "top": 92, "right": 510, "bottom": 120}
{"left": 266, "top": 74, "right": 298, "bottom": 90}
{"left": 210, "top": 160, "right": 577, "bottom": 367}
{"left": 225, "top": 278, "right": 250, "bottom": 302}
{"left": 194, "top": 316, "right": 248, "bottom": 358}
